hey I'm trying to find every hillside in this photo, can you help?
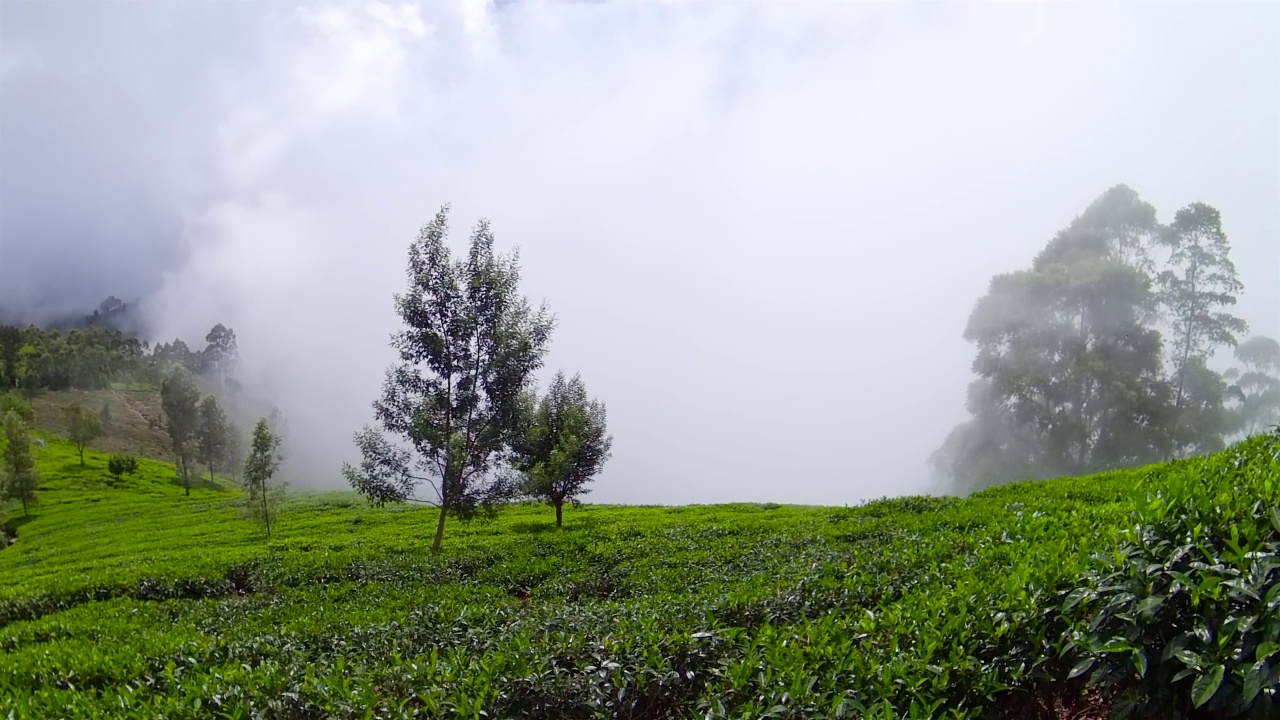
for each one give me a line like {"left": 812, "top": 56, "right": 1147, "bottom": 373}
{"left": 26, "top": 386, "right": 172, "bottom": 461}
{"left": 1, "top": 434, "right": 1278, "bottom": 718}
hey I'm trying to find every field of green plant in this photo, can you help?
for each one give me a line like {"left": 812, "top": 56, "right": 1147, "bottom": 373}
{"left": 1, "top": 432, "right": 1277, "bottom": 719}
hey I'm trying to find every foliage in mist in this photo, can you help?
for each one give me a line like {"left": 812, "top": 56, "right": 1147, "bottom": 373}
{"left": 934, "top": 185, "right": 1276, "bottom": 491}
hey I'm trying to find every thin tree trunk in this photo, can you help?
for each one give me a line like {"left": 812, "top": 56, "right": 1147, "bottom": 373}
{"left": 22, "top": 498, "right": 28, "bottom": 516}
{"left": 78, "top": 445, "right": 85, "bottom": 466}
{"left": 261, "top": 484, "right": 272, "bottom": 539}
{"left": 209, "top": 465, "right": 215, "bottom": 485}
{"left": 555, "top": 499, "right": 563, "bottom": 527}
{"left": 431, "top": 504, "right": 447, "bottom": 552}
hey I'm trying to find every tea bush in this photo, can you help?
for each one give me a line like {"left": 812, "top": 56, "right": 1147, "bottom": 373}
{"left": 1, "top": 433, "right": 1276, "bottom": 718}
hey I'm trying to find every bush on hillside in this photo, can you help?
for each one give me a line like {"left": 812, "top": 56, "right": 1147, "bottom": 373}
{"left": 1054, "top": 429, "right": 1280, "bottom": 717}
{"left": 0, "top": 394, "right": 32, "bottom": 423}
{"left": 107, "top": 454, "right": 138, "bottom": 480}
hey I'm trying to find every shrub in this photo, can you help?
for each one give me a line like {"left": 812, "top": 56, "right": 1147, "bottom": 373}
{"left": 107, "top": 454, "right": 139, "bottom": 480}
{"left": 1054, "top": 430, "right": 1280, "bottom": 717}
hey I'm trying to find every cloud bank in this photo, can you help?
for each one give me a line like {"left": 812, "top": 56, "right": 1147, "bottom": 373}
{"left": 1, "top": 1, "right": 1277, "bottom": 503}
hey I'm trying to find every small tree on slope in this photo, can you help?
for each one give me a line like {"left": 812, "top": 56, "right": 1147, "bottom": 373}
{"left": 515, "top": 371, "right": 612, "bottom": 527}
{"left": 64, "top": 403, "right": 103, "bottom": 467}
{"left": 1, "top": 411, "right": 39, "bottom": 515}
{"left": 242, "top": 418, "right": 284, "bottom": 538}
{"left": 197, "top": 395, "right": 230, "bottom": 484}
{"left": 161, "top": 368, "right": 201, "bottom": 496}
{"left": 343, "top": 204, "right": 555, "bottom": 552}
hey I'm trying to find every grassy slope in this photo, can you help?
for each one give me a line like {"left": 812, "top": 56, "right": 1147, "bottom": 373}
{"left": 0, "top": 434, "right": 1275, "bottom": 718}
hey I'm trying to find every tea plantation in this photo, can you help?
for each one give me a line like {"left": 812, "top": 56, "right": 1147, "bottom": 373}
{"left": 1, "top": 433, "right": 1277, "bottom": 719}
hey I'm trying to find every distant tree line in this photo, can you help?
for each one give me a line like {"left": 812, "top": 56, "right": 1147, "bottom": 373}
{"left": 0, "top": 315, "right": 241, "bottom": 395}
{"left": 933, "top": 185, "right": 1280, "bottom": 491}
{"left": 344, "top": 204, "right": 613, "bottom": 550}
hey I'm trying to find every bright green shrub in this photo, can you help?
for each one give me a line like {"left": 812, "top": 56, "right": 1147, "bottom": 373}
{"left": 1055, "top": 431, "right": 1280, "bottom": 717}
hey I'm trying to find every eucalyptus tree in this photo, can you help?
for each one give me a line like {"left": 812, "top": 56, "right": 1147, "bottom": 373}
{"left": 343, "top": 205, "right": 555, "bottom": 551}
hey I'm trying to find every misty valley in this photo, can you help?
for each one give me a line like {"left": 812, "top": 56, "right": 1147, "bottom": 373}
{"left": 3, "top": 1, "right": 1280, "bottom": 718}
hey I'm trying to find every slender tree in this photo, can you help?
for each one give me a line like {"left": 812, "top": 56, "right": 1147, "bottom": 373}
{"left": 64, "top": 403, "right": 103, "bottom": 466}
{"left": 161, "top": 368, "right": 201, "bottom": 496}
{"left": 242, "top": 418, "right": 284, "bottom": 538}
{"left": 0, "top": 326, "right": 20, "bottom": 389}
{"left": 515, "top": 372, "right": 612, "bottom": 527}
{"left": 1, "top": 411, "right": 39, "bottom": 515}
{"left": 1227, "top": 335, "right": 1280, "bottom": 438}
{"left": 1157, "top": 204, "right": 1247, "bottom": 406}
{"left": 343, "top": 204, "right": 555, "bottom": 551}
{"left": 197, "top": 395, "right": 230, "bottom": 484}
{"left": 202, "top": 324, "right": 240, "bottom": 391}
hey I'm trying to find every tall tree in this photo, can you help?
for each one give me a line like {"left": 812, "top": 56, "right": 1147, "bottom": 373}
{"left": 1227, "top": 335, "right": 1280, "bottom": 438}
{"left": 242, "top": 418, "right": 284, "bottom": 538}
{"left": 515, "top": 372, "right": 612, "bottom": 527}
{"left": 1, "top": 411, "right": 39, "bottom": 515}
{"left": 197, "top": 395, "right": 230, "bottom": 484}
{"left": 1157, "top": 203, "right": 1247, "bottom": 410}
{"left": 161, "top": 368, "right": 201, "bottom": 496}
{"left": 0, "top": 326, "right": 20, "bottom": 389}
{"left": 202, "top": 324, "right": 240, "bottom": 391}
{"left": 64, "top": 403, "right": 103, "bottom": 466}
{"left": 343, "top": 205, "right": 555, "bottom": 552}
{"left": 933, "top": 186, "right": 1174, "bottom": 489}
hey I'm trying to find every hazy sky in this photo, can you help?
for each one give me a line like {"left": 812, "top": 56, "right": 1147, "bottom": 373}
{"left": 1, "top": 1, "right": 1277, "bottom": 504}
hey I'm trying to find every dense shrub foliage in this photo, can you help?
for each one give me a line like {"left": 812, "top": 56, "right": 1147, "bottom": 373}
{"left": 0, "top": 433, "right": 1277, "bottom": 718}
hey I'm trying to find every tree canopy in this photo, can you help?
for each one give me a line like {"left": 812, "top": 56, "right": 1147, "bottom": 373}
{"left": 344, "top": 205, "right": 555, "bottom": 551}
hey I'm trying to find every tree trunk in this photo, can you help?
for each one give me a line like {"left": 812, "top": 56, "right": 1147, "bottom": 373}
{"left": 261, "top": 485, "right": 272, "bottom": 539}
{"left": 209, "top": 465, "right": 215, "bottom": 485}
{"left": 78, "top": 445, "right": 85, "bottom": 467}
{"left": 431, "top": 504, "right": 447, "bottom": 552}
{"left": 22, "top": 498, "right": 28, "bottom": 516}
{"left": 181, "top": 458, "right": 190, "bottom": 497}
{"left": 555, "top": 499, "right": 563, "bottom": 527}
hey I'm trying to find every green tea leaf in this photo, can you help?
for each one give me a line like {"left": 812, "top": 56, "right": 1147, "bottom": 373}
{"left": 1068, "top": 657, "right": 1096, "bottom": 680}
{"left": 1191, "top": 664, "right": 1224, "bottom": 708}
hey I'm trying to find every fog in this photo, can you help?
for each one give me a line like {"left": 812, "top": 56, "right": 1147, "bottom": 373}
{"left": 1, "top": 1, "right": 1277, "bottom": 504}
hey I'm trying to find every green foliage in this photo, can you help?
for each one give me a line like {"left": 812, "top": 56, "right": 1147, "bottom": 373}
{"left": 515, "top": 371, "right": 612, "bottom": 526}
{"left": 936, "top": 186, "right": 1256, "bottom": 491}
{"left": 1052, "top": 431, "right": 1280, "bottom": 716}
{"left": 1229, "top": 336, "right": 1280, "bottom": 438}
{"left": 63, "top": 403, "right": 103, "bottom": 467}
{"left": 107, "top": 453, "right": 139, "bottom": 480}
{"left": 160, "top": 368, "right": 201, "bottom": 497}
{"left": 1, "top": 429, "right": 1275, "bottom": 717}
{"left": 0, "top": 411, "right": 39, "bottom": 516}
{"left": 344, "top": 204, "right": 555, "bottom": 551}
{"left": 242, "top": 418, "right": 283, "bottom": 538}
{"left": 0, "top": 393, "right": 33, "bottom": 423}
{"left": 196, "top": 395, "right": 230, "bottom": 483}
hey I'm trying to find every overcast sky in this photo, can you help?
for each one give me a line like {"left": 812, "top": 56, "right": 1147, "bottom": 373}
{"left": 1, "top": 1, "right": 1277, "bottom": 504}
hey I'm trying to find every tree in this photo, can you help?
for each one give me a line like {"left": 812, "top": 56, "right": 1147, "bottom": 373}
{"left": 933, "top": 186, "right": 1174, "bottom": 489}
{"left": 1157, "top": 204, "right": 1247, "bottom": 403}
{"left": 202, "top": 324, "right": 239, "bottom": 391}
{"left": 1227, "top": 335, "right": 1280, "bottom": 438}
{"left": 64, "top": 403, "right": 103, "bottom": 466}
{"left": 161, "top": 368, "right": 201, "bottom": 496}
{"left": 515, "top": 372, "right": 612, "bottom": 527}
{"left": 242, "top": 418, "right": 284, "bottom": 538}
{"left": 0, "top": 326, "right": 20, "bottom": 389}
{"left": 343, "top": 205, "right": 555, "bottom": 551}
{"left": 197, "top": 395, "right": 230, "bottom": 484}
{"left": 1, "top": 411, "right": 39, "bottom": 515}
